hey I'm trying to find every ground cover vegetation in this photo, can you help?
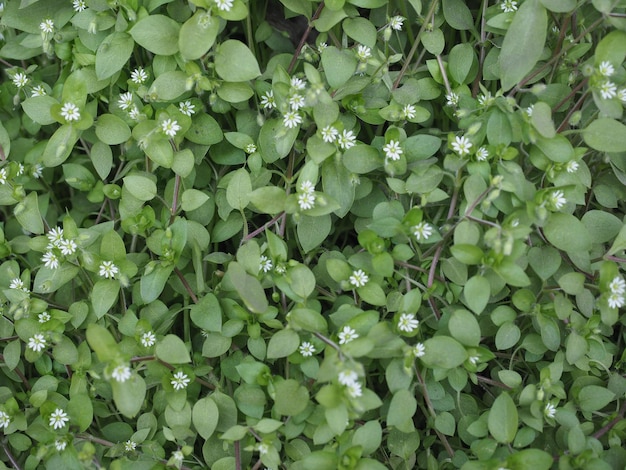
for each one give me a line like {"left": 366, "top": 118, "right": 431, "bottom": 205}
{"left": 1, "top": 0, "right": 626, "bottom": 468}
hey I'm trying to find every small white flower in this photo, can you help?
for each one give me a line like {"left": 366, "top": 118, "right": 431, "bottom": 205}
{"left": 618, "top": 89, "right": 626, "bottom": 103}
{"left": 389, "top": 16, "right": 404, "bottom": 31}
{"left": 161, "top": 119, "right": 181, "bottom": 138}
{"left": 599, "top": 81, "right": 617, "bottom": 100}
{"left": 0, "top": 168, "right": 7, "bottom": 185}
{"left": 320, "top": 125, "right": 339, "bottom": 143}
{"left": 59, "top": 238, "right": 77, "bottom": 255}
{"left": 544, "top": 403, "right": 557, "bottom": 419}
{"left": 413, "top": 342, "right": 426, "bottom": 358}
{"left": 337, "top": 129, "right": 356, "bottom": 150}
{"left": 412, "top": 221, "right": 433, "bottom": 241}
{"left": 383, "top": 140, "right": 403, "bottom": 161}
{"left": 318, "top": 42, "right": 328, "bottom": 52}
{"left": 598, "top": 61, "right": 615, "bottom": 77}
{"left": 130, "top": 67, "right": 148, "bottom": 84}
{"left": 476, "top": 147, "right": 489, "bottom": 161}
{"left": 500, "top": 0, "right": 518, "bottom": 12}
{"left": 111, "top": 365, "right": 131, "bottom": 383}
{"left": 257, "top": 443, "right": 269, "bottom": 455}
{"left": 525, "top": 105, "right": 534, "bottom": 117}
{"left": 289, "top": 94, "right": 306, "bottom": 110}
{"left": 171, "top": 371, "right": 191, "bottom": 390}
{"left": 16, "top": 163, "right": 24, "bottom": 176}
{"left": 338, "top": 326, "right": 359, "bottom": 344}
{"left": 550, "top": 190, "right": 567, "bottom": 210}
{"left": 609, "top": 276, "right": 626, "bottom": 295}
{"left": 297, "top": 192, "right": 316, "bottom": 210}
{"left": 40, "top": 19, "right": 54, "bottom": 34}
{"left": 451, "top": 135, "right": 472, "bottom": 155}
{"left": 72, "top": 0, "right": 87, "bottom": 12}
{"left": 290, "top": 77, "right": 306, "bottom": 90}
{"left": 118, "top": 92, "right": 133, "bottom": 110}
{"left": 398, "top": 313, "right": 419, "bottom": 332}
{"left": 346, "top": 381, "right": 362, "bottom": 397}
{"left": 283, "top": 111, "right": 302, "bottom": 129}
{"left": 12, "top": 72, "right": 29, "bottom": 88}
{"left": 140, "top": 331, "right": 156, "bottom": 348}
{"left": 565, "top": 160, "right": 579, "bottom": 173}
{"left": 259, "top": 255, "right": 273, "bottom": 273}
{"left": 445, "top": 92, "right": 459, "bottom": 107}
{"left": 49, "top": 408, "right": 69, "bottom": 430}
{"left": 42, "top": 251, "right": 60, "bottom": 269}
{"left": 0, "top": 411, "right": 11, "bottom": 429}
{"left": 31, "top": 85, "right": 47, "bottom": 97}
{"left": 179, "top": 100, "right": 196, "bottom": 116}
{"left": 403, "top": 104, "right": 416, "bottom": 119}
{"left": 300, "top": 180, "right": 315, "bottom": 194}
{"left": 469, "top": 355, "right": 479, "bottom": 365}
{"left": 299, "top": 341, "right": 316, "bottom": 357}
{"left": 608, "top": 292, "right": 625, "bottom": 309}
{"left": 31, "top": 163, "right": 44, "bottom": 178}
{"left": 9, "top": 278, "right": 27, "bottom": 291}
{"left": 99, "top": 260, "right": 119, "bottom": 279}
{"left": 274, "top": 263, "right": 286, "bottom": 274}
{"left": 215, "top": 0, "right": 234, "bottom": 11}
{"left": 47, "top": 227, "right": 64, "bottom": 246}
{"left": 478, "top": 92, "right": 493, "bottom": 107}
{"left": 124, "top": 440, "right": 137, "bottom": 452}
{"left": 260, "top": 90, "right": 275, "bottom": 110}
{"left": 349, "top": 269, "right": 369, "bottom": 287}
{"left": 38, "top": 311, "right": 51, "bottom": 323}
{"left": 338, "top": 370, "right": 358, "bottom": 385}
{"left": 55, "top": 440, "right": 67, "bottom": 451}
{"left": 172, "top": 450, "right": 184, "bottom": 462}
{"left": 25, "top": 328, "right": 44, "bottom": 350}
{"left": 128, "top": 106, "right": 141, "bottom": 121}
{"left": 356, "top": 44, "right": 371, "bottom": 61}
{"left": 60, "top": 102, "right": 81, "bottom": 122}
{"left": 245, "top": 143, "right": 257, "bottom": 154}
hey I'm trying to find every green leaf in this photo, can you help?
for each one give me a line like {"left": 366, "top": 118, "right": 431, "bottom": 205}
{"left": 226, "top": 168, "right": 252, "bottom": 210}
{"left": 42, "top": 124, "right": 80, "bottom": 168}
{"left": 249, "top": 186, "right": 286, "bottom": 214}
{"left": 583, "top": 118, "right": 626, "bottom": 153}
{"left": 86, "top": 324, "right": 118, "bottom": 362}
{"left": 186, "top": 113, "right": 223, "bottom": 145}
{"left": 190, "top": 293, "right": 222, "bottom": 332}
{"left": 179, "top": 11, "right": 219, "bottom": 60}
{"left": 14, "top": 192, "right": 44, "bottom": 234}
{"left": 539, "top": 0, "right": 576, "bottom": 11}
{"left": 267, "top": 328, "right": 300, "bottom": 359}
{"left": 68, "top": 393, "right": 93, "bottom": 432}
{"left": 343, "top": 17, "right": 377, "bottom": 48}
{"left": 273, "top": 379, "right": 309, "bottom": 416}
{"left": 449, "top": 309, "right": 481, "bottom": 346}
{"left": 463, "top": 275, "right": 490, "bottom": 314}
{"left": 581, "top": 210, "right": 623, "bottom": 244}
{"left": 148, "top": 71, "right": 189, "bottom": 101}
{"left": 123, "top": 174, "right": 157, "bottom": 202}
{"left": 226, "top": 262, "right": 269, "bottom": 314}
{"left": 192, "top": 397, "right": 219, "bottom": 439}
{"left": 155, "top": 334, "right": 191, "bottom": 364}
{"left": 578, "top": 385, "right": 615, "bottom": 412}
{"left": 435, "top": 412, "right": 456, "bottom": 436}
{"left": 499, "top": 0, "right": 548, "bottom": 91}
{"left": 442, "top": 0, "right": 474, "bottom": 30}
{"left": 182, "top": 189, "right": 210, "bottom": 212}
{"left": 543, "top": 213, "right": 591, "bottom": 253}
{"left": 130, "top": 15, "right": 180, "bottom": 56}
{"left": 488, "top": 392, "right": 518, "bottom": 443}
{"left": 91, "top": 280, "right": 120, "bottom": 319}
{"left": 322, "top": 158, "right": 355, "bottom": 217}
{"left": 140, "top": 263, "right": 174, "bottom": 303}
{"left": 528, "top": 246, "right": 561, "bottom": 280}
{"left": 321, "top": 46, "right": 358, "bottom": 88}
{"left": 496, "top": 322, "right": 521, "bottom": 350}
{"left": 95, "top": 114, "right": 131, "bottom": 146}
{"left": 3, "top": 339, "right": 21, "bottom": 370}
{"left": 96, "top": 32, "right": 134, "bottom": 80}
{"left": 112, "top": 374, "right": 146, "bottom": 418}
{"left": 422, "top": 336, "right": 468, "bottom": 369}
{"left": 530, "top": 101, "right": 556, "bottom": 138}
{"left": 450, "top": 244, "right": 484, "bottom": 265}
{"left": 259, "top": 118, "right": 299, "bottom": 163}
{"left": 343, "top": 144, "right": 381, "bottom": 173}
{"left": 91, "top": 142, "right": 113, "bottom": 180}
{"left": 290, "top": 308, "right": 328, "bottom": 332}
{"left": 448, "top": 43, "right": 475, "bottom": 84}
{"left": 387, "top": 389, "right": 417, "bottom": 433}
{"left": 22, "top": 96, "right": 57, "bottom": 125}
{"left": 215, "top": 40, "right": 261, "bottom": 81}
{"left": 594, "top": 30, "right": 626, "bottom": 68}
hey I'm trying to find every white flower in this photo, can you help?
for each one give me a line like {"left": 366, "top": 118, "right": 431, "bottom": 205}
{"left": 318, "top": 42, "right": 328, "bottom": 52}
{"left": 259, "top": 255, "right": 273, "bottom": 273}
{"left": 609, "top": 276, "right": 626, "bottom": 295}
{"left": 43, "top": 251, "right": 60, "bottom": 270}
{"left": 500, "top": 0, "right": 518, "bottom": 12}
{"left": 59, "top": 238, "right": 77, "bottom": 255}
{"left": 72, "top": 0, "right": 87, "bottom": 12}
{"left": 60, "top": 102, "right": 81, "bottom": 122}
{"left": 38, "top": 311, "right": 51, "bottom": 323}
{"left": 412, "top": 221, "right": 433, "bottom": 241}
{"left": 346, "top": 381, "right": 363, "bottom": 397}
{"left": 171, "top": 371, "right": 191, "bottom": 390}
{"left": 99, "top": 260, "right": 119, "bottom": 279}
{"left": 0, "top": 411, "right": 11, "bottom": 429}
{"left": 161, "top": 119, "right": 181, "bottom": 137}
{"left": 124, "top": 440, "right": 137, "bottom": 452}
{"left": 49, "top": 408, "right": 69, "bottom": 430}
{"left": 260, "top": 90, "right": 275, "bottom": 109}
{"left": 283, "top": 111, "right": 302, "bottom": 129}
{"left": 618, "top": 88, "right": 626, "bottom": 103}
{"left": 9, "top": 278, "right": 27, "bottom": 291}
{"left": 320, "top": 125, "right": 339, "bottom": 143}
{"left": 599, "top": 81, "right": 617, "bottom": 100}
{"left": 398, "top": 313, "right": 419, "bottom": 332}
{"left": 245, "top": 143, "right": 257, "bottom": 154}
{"left": 469, "top": 355, "right": 479, "bottom": 365}
{"left": 349, "top": 269, "right": 369, "bottom": 287}
{"left": 383, "top": 140, "right": 403, "bottom": 161}
{"left": 525, "top": 105, "right": 534, "bottom": 117}
{"left": 300, "top": 180, "right": 315, "bottom": 195}
{"left": 257, "top": 443, "right": 269, "bottom": 455}
{"left": 550, "top": 190, "right": 567, "bottom": 210}
{"left": 544, "top": 403, "right": 557, "bottom": 419}
{"left": 298, "top": 192, "right": 316, "bottom": 210}
{"left": 140, "top": 331, "right": 156, "bottom": 348}
{"left": 215, "top": 0, "right": 234, "bottom": 11}
{"left": 47, "top": 226, "right": 64, "bottom": 246}
{"left": 55, "top": 440, "right": 67, "bottom": 451}
{"left": 179, "top": 100, "right": 195, "bottom": 116}
{"left": 476, "top": 147, "right": 489, "bottom": 161}
{"left": 389, "top": 16, "right": 404, "bottom": 31}
{"left": 12, "top": 72, "right": 29, "bottom": 88}
{"left": 338, "top": 326, "right": 359, "bottom": 344}
{"left": 290, "top": 77, "right": 306, "bottom": 90}
{"left": 172, "top": 450, "right": 184, "bottom": 462}
{"left": 289, "top": 94, "right": 306, "bottom": 110}
{"left": 413, "top": 342, "right": 426, "bottom": 358}
{"left": 451, "top": 135, "right": 472, "bottom": 155}
{"left": 598, "top": 61, "right": 615, "bottom": 77}
{"left": 131, "top": 67, "right": 148, "bottom": 84}
{"left": 128, "top": 106, "right": 141, "bottom": 120}
{"left": 403, "top": 104, "right": 416, "bottom": 119}
{"left": 608, "top": 292, "right": 625, "bottom": 309}
{"left": 31, "top": 163, "right": 44, "bottom": 178}
{"left": 445, "top": 92, "right": 459, "bottom": 107}
{"left": 111, "top": 365, "right": 131, "bottom": 383}
{"left": 356, "top": 44, "right": 371, "bottom": 61}
{"left": 40, "top": 19, "right": 54, "bottom": 34}
{"left": 299, "top": 341, "right": 316, "bottom": 357}
{"left": 565, "top": 160, "right": 579, "bottom": 173}
{"left": 274, "top": 263, "right": 286, "bottom": 274}
{"left": 338, "top": 370, "right": 358, "bottom": 385}
{"left": 31, "top": 85, "right": 47, "bottom": 97}
{"left": 337, "top": 129, "right": 356, "bottom": 150}
{"left": 118, "top": 92, "right": 133, "bottom": 110}
{"left": 0, "top": 168, "right": 7, "bottom": 185}
{"left": 16, "top": 163, "right": 24, "bottom": 176}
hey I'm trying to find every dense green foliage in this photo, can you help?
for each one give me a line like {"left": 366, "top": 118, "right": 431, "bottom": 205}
{"left": 1, "top": 0, "right": 626, "bottom": 469}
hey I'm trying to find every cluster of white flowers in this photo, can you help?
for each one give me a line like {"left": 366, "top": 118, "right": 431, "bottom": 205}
{"left": 451, "top": 135, "right": 472, "bottom": 156}
{"left": 412, "top": 221, "right": 434, "bottom": 241}
{"left": 171, "top": 371, "right": 191, "bottom": 390}
{"left": 349, "top": 269, "right": 369, "bottom": 287}
{"left": 99, "top": 260, "right": 119, "bottom": 279}
{"left": 383, "top": 140, "right": 403, "bottom": 161}
{"left": 338, "top": 325, "right": 358, "bottom": 345}
{"left": 297, "top": 179, "right": 316, "bottom": 211}
{"left": 607, "top": 276, "right": 626, "bottom": 309}
{"left": 397, "top": 313, "right": 419, "bottom": 333}
{"left": 338, "top": 369, "right": 362, "bottom": 397}
{"left": 42, "top": 226, "right": 78, "bottom": 270}
{"left": 299, "top": 341, "right": 316, "bottom": 357}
